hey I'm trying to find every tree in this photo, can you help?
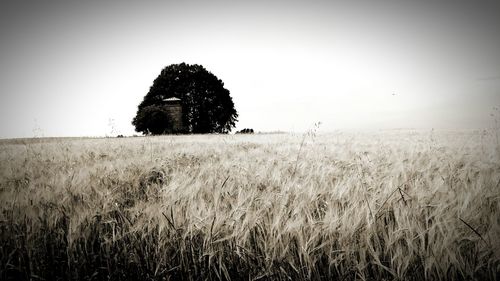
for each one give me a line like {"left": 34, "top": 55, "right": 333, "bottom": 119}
{"left": 132, "top": 63, "right": 238, "bottom": 134}
{"left": 132, "top": 105, "right": 173, "bottom": 135}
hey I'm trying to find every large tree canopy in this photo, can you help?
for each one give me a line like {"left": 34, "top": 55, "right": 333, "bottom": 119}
{"left": 132, "top": 63, "right": 238, "bottom": 134}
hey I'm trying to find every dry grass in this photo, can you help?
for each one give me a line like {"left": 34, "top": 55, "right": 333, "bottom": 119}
{"left": 0, "top": 130, "right": 499, "bottom": 280}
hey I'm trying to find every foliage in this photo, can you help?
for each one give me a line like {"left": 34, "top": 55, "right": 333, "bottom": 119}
{"left": 1, "top": 131, "right": 499, "bottom": 280}
{"left": 132, "top": 63, "right": 238, "bottom": 135}
{"left": 236, "top": 128, "right": 254, "bottom": 134}
{"left": 132, "top": 105, "right": 174, "bottom": 135}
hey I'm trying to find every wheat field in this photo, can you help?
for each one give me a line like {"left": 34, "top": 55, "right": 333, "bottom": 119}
{"left": 0, "top": 130, "right": 499, "bottom": 280}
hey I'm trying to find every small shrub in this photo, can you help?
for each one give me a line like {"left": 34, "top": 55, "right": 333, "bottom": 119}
{"left": 236, "top": 128, "right": 254, "bottom": 134}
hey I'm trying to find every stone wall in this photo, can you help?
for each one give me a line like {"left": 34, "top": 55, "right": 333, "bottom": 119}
{"left": 164, "top": 103, "right": 183, "bottom": 132}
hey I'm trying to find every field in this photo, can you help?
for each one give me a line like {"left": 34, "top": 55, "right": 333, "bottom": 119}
{"left": 0, "top": 130, "right": 499, "bottom": 280}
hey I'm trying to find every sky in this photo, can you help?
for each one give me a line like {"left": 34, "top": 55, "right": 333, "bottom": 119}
{"left": 1, "top": 0, "right": 500, "bottom": 138}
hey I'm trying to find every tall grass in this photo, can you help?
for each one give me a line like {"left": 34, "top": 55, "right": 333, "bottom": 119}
{"left": 0, "top": 130, "right": 499, "bottom": 280}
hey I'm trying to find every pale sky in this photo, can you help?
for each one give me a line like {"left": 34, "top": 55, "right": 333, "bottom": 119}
{"left": 1, "top": 0, "right": 499, "bottom": 138}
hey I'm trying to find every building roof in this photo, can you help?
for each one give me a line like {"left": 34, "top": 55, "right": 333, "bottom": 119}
{"left": 163, "top": 97, "right": 181, "bottom": 102}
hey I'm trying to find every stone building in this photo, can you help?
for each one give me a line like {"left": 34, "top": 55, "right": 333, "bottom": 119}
{"left": 162, "top": 97, "right": 184, "bottom": 133}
